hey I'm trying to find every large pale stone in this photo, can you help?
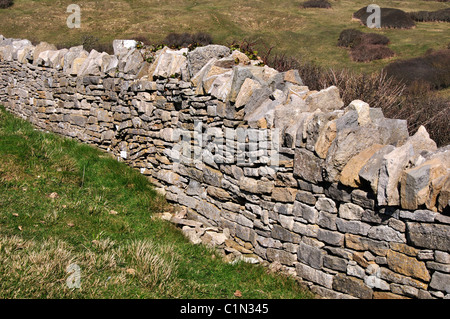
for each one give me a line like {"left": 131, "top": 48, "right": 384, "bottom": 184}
{"left": 305, "top": 86, "right": 344, "bottom": 112}
{"left": 113, "top": 39, "right": 137, "bottom": 58}
{"left": 400, "top": 158, "right": 447, "bottom": 211}
{"left": 407, "top": 125, "right": 437, "bottom": 154}
{"left": 152, "top": 48, "right": 187, "bottom": 79}
{"left": 340, "top": 144, "right": 384, "bottom": 188}
{"left": 346, "top": 100, "right": 371, "bottom": 126}
{"left": 358, "top": 145, "right": 395, "bottom": 194}
{"left": 314, "top": 120, "right": 337, "bottom": 159}
{"left": 33, "top": 42, "right": 57, "bottom": 64}
{"left": 187, "top": 44, "right": 231, "bottom": 78}
{"left": 295, "top": 263, "right": 333, "bottom": 289}
{"left": 377, "top": 143, "right": 415, "bottom": 206}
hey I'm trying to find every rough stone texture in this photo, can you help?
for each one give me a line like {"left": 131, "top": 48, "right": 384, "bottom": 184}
{"left": 406, "top": 222, "right": 450, "bottom": 252}
{"left": 0, "top": 36, "right": 448, "bottom": 299}
{"left": 386, "top": 250, "right": 430, "bottom": 282}
{"left": 187, "top": 45, "right": 231, "bottom": 78}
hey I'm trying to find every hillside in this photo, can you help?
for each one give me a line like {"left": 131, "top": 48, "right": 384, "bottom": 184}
{"left": 0, "top": 0, "right": 448, "bottom": 73}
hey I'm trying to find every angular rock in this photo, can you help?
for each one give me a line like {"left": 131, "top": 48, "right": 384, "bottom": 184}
{"left": 293, "top": 148, "right": 324, "bottom": 184}
{"left": 332, "top": 274, "right": 373, "bottom": 299}
{"left": 406, "top": 222, "right": 450, "bottom": 252}
{"left": 386, "top": 250, "right": 430, "bottom": 282}
{"left": 339, "top": 202, "right": 364, "bottom": 220}
{"left": 33, "top": 42, "right": 57, "bottom": 64}
{"left": 315, "top": 198, "right": 337, "bottom": 213}
{"left": 295, "top": 262, "right": 333, "bottom": 289}
{"left": 305, "top": 86, "right": 344, "bottom": 112}
{"left": 429, "top": 272, "right": 450, "bottom": 294}
{"left": 340, "top": 144, "right": 384, "bottom": 188}
{"left": 377, "top": 142, "right": 415, "bottom": 207}
{"left": 298, "top": 242, "right": 325, "bottom": 269}
{"left": 187, "top": 45, "right": 231, "bottom": 78}
{"left": 266, "top": 248, "right": 296, "bottom": 266}
{"left": 293, "top": 201, "right": 318, "bottom": 223}
{"left": 113, "top": 39, "right": 137, "bottom": 58}
{"left": 368, "top": 225, "right": 406, "bottom": 243}
{"left": 271, "top": 187, "right": 297, "bottom": 203}
{"left": 358, "top": 144, "right": 395, "bottom": 194}
{"left": 400, "top": 158, "right": 447, "bottom": 211}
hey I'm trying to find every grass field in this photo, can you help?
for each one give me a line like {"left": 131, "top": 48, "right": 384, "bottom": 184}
{"left": 0, "top": 0, "right": 448, "bottom": 73}
{"left": 0, "top": 106, "right": 313, "bottom": 299}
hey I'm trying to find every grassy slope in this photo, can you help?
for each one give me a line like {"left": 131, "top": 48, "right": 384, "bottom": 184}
{"left": 0, "top": 107, "right": 312, "bottom": 299}
{"left": 0, "top": 0, "right": 448, "bottom": 73}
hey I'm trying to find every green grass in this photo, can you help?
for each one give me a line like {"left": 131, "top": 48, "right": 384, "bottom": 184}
{"left": 0, "top": 0, "right": 448, "bottom": 73}
{"left": 0, "top": 106, "right": 313, "bottom": 299}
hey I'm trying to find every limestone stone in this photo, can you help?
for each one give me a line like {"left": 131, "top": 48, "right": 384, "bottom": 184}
{"left": 293, "top": 201, "right": 318, "bottom": 223}
{"left": 386, "top": 250, "right": 430, "bottom": 282}
{"left": 345, "top": 233, "right": 389, "bottom": 256}
{"left": 336, "top": 218, "right": 370, "bottom": 236}
{"left": 315, "top": 198, "right": 337, "bottom": 213}
{"left": 187, "top": 45, "right": 231, "bottom": 78}
{"left": 429, "top": 272, "right": 450, "bottom": 293}
{"left": 358, "top": 145, "right": 395, "bottom": 194}
{"left": 340, "top": 144, "right": 384, "bottom": 188}
{"left": 314, "top": 120, "right": 337, "bottom": 159}
{"left": 295, "top": 262, "right": 333, "bottom": 289}
{"left": 377, "top": 142, "right": 415, "bottom": 207}
{"left": 339, "top": 202, "right": 364, "bottom": 220}
{"left": 368, "top": 225, "right": 406, "bottom": 243}
{"left": 406, "top": 222, "right": 450, "bottom": 252}
{"left": 332, "top": 274, "right": 373, "bottom": 299}
{"left": 113, "top": 39, "right": 137, "bottom": 58}
{"left": 63, "top": 46, "right": 88, "bottom": 74}
{"left": 33, "top": 42, "right": 57, "bottom": 64}
{"left": 346, "top": 100, "right": 371, "bottom": 126}
{"left": 293, "top": 148, "right": 324, "bottom": 184}
{"left": 266, "top": 248, "right": 296, "bottom": 266}
{"left": 305, "top": 86, "right": 344, "bottom": 112}
{"left": 297, "top": 242, "right": 325, "bottom": 269}
{"left": 271, "top": 187, "right": 297, "bottom": 203}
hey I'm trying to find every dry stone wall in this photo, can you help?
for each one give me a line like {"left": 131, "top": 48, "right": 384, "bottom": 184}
{"left": 0, "top": 35, "right": 449, "bottom": 299}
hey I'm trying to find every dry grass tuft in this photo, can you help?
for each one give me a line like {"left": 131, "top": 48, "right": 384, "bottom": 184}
{"left": 0, "top": 235, "right": 179, "bottom": 298}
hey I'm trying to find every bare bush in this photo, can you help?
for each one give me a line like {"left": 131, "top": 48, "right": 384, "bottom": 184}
{"left": 384, "top": 49, "right": 450, "bottom": 90}
{"left": 163, "top": 32, "right": 213, "bottom": 49}
{"left": 0, "top": 0, "right": 13, "bottom": 9}
{"left": 301, "top": 0, "right": 331, "bottom": 9}
{"left": 408, "top": 8, "right": 450, "bottom": 22}
{"left": 353, "top": 7, "right": 416, "bottom": 29}
{"left": 350, "top": 43, "right": 395, "bottom": 62}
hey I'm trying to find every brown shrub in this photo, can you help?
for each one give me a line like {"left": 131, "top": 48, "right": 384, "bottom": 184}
{"left": 384, "top": 49, "right": 450, "bottom": 90}
{"left": 337, "top": 29, "right": 364, "bottom": 48}
{"left": 386, "top": 86, "right": 450, "bottom": 146}
{"left": 408, "top": 8, "right": 450, "bottom": 22}
{"left": 360, "top": 33, "right": 390, "bottom": 46}
{"left": 353, "top": 7, "right": 416, "bottom": 29}
{"left": 0, "top": 0, "right": 13, "bottom": 9}
{"left": 163, "top": 32, "right": 213, "bottom": 49}
{"left": 350, "top": 43, "right": 395, "bottom": 62}
{"left": 301, "top": 0, "right": 331, "bottom": 8}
